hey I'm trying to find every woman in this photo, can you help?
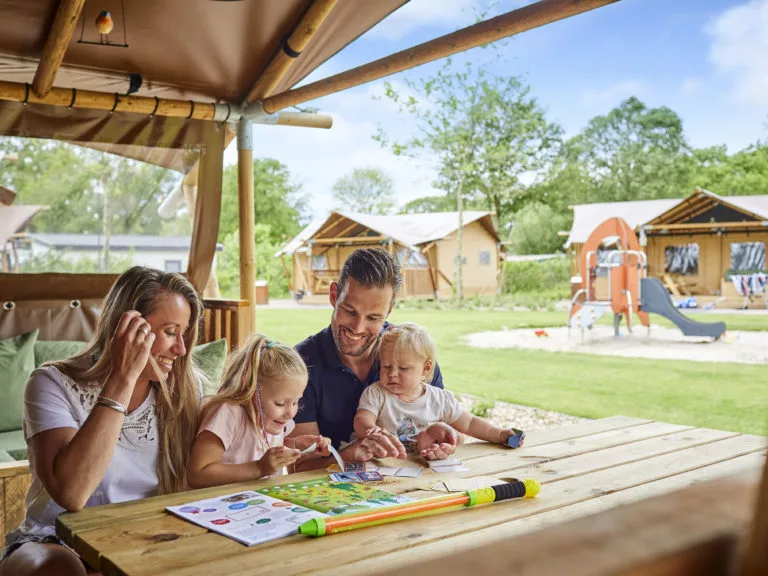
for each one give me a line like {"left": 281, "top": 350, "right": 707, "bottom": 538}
{"left": 0, "top": 267, "right": 203, "bottom": 575}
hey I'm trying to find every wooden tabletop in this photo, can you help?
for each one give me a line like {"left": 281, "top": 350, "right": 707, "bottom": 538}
{"left": 56, "top": 416, "right": 767, "bottom": 576}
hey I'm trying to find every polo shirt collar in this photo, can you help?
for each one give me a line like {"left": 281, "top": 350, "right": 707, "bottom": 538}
{"left": 319, "top": 323, "right": 387, "bottom": 383}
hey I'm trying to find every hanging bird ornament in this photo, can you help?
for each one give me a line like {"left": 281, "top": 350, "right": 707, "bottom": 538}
{"left": 95, "top": 10, "right": 114, "bottom": 44}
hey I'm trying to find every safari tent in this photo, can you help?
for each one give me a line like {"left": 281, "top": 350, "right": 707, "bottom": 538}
{"left": 564, "top": 188, "right": 768, "bottom": 306}
{"left": 276, "top": 211, "right": 502, "bottom": 299}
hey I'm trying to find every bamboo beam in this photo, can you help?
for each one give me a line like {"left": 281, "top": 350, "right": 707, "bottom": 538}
{"left": 33, "top": 0, "right": 86, "bottom": 98}
{"left": 0, "top": 185, "right": 16, "bottom": 206}
{"left": 320, "top": 219, "right": 359, "bottom": 240}
{"left": 311, "top": 235, "right": 386, "bottom": 245}
{"left": 438, "top": 269, "right": 453, "bottom": 288}
{"left": 0, "top": 80, "right": 332, "bottom": 128}
{"left": 261, "top": 0, "right": 619, "bottom": 113}
{"left": 237, "top": 120, "right": 256, "bottom": 332}
{"left": 245, "top": 0, "right": 339, "bottom": 103}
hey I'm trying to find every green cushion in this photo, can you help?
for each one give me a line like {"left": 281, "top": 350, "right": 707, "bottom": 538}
{"left": 34, "top": 340, "right": 87, "bottom": 367}
{"left": 192, "top": 339, "right": 228, "bottom": 396}
{"left": 0, "top": 330, "right": 38, "bottom": 433}
{"left": 0, "top": 429, "right": 26, "bottom": 458}
{"left": 0, "top": 450, "right": 14, "bottom": 463}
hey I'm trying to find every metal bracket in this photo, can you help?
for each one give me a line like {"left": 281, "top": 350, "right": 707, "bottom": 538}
{"left": 238, "top": 117, "right": 253, "bottom": 151}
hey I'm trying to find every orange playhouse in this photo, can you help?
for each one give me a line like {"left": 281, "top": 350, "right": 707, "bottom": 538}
{"left": 569, "top": 217, "right": 727, "bottom": 340}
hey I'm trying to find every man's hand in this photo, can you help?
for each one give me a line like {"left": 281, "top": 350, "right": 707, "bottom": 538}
{"left": 341, "top": 428, "right": 407, "bottom": 461}
{"left": 417, "top": 422, "right": 458, "bottom": 461}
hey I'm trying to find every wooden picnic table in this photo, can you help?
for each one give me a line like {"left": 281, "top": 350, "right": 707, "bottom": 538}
{"left": 56, "top": 416, "right": 767, "bottom": 576}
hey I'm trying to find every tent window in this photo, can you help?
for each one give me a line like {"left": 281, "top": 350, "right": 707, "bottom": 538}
{"left": 664, "top": 243, "right": 699, "bottom": 276}
{"left": 396, "top": 248, "right": 428, "bottom": 269}
{"left": 730, "top": 242, "right": 765, "bottom": 271}
{"left": 312, "top": 254, "right": 328, "bottom": 270}
{"left": 479, "top": 250, "right": 491, "bottom": 265}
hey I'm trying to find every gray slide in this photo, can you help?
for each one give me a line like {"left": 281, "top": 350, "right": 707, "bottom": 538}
{"left": 640, "top": 278, "right": 727, "bottom": 339}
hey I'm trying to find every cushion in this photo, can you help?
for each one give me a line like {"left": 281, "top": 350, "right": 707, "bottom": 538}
{"left": 0, "top": 330, "right": 38, "bottom": 433}
{"left": 0, "top": 450, "right": 14, "bottom": 463}
{"left": 34, "top": 340, "right": 87, "bottom": 367}
{"left": 192, "top": 339, "right": 228, "bottom": 397}
{"left": 0, "top": 429, "right": 26, "bottom": 459}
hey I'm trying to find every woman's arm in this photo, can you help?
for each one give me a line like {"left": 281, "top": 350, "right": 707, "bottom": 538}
{"left": 29, "top": 311, "right": 155, "bottom": 511}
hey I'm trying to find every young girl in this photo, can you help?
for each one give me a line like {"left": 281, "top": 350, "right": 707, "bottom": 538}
{"left": 354, "top": 323, "right": 523, "bottom": 460}
{"left": 187, "top": 334, "right": 330, "bottom": 488}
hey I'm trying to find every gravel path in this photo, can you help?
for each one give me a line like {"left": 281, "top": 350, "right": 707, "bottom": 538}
{"left": 456, "top": 393, "right": 589, "bottom": 431}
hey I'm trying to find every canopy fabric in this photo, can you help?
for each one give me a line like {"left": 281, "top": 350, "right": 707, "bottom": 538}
{"left": 0, "top": 205, "right": 45, "bottom": 246}
{"left": 0, "top": 0, "right": 407, "bottom": 103}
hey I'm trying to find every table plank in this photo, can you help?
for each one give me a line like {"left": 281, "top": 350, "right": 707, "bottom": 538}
{"left": 96, "top": 432, "right": 765, "bottom": 576}
{"left": 57, "top": 416, "right": 651, "bottom": 542}
{"left": 317, "top": 450, "right": 766, "bottom": 576}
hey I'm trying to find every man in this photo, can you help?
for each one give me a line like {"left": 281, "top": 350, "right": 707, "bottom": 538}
{"left": 292, "top": 248, "right": 455, "bottom": 464}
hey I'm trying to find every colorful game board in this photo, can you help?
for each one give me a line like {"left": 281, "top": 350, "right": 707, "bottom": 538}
{"left": 257, "top": 477, "right": 411, "bottom": 515}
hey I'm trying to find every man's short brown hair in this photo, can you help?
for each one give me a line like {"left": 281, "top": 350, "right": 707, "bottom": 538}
{"left": 337, "top": 248, "right": 403, "bottom": 299}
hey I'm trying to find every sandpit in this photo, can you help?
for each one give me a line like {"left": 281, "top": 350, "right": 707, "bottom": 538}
{"left": 464, "top": 324, "right": 768, "bottom": 364}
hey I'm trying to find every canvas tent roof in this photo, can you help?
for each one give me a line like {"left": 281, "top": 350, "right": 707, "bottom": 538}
{"left": 26, "top": 233, "right": 224, "bottom": 252}
{"left": 0, "top": 205, "right": 46, "bottom": 246}
{"left": 0, "top": 1, "right": 406, "bottom": 103}
{"left": 564, "top": 190, "right": 768, "bottom": 247}
{"left": 277, "top": 211, "right": 498, "bottom": 256}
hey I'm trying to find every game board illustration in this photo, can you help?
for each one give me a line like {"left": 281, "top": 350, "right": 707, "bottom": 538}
{"left": 257, "top": 477, "right": 411, "bottom": 515}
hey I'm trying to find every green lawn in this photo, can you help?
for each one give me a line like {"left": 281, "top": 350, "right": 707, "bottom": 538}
{"left": 255, "top": 308, "right": 768, "bottom": 436}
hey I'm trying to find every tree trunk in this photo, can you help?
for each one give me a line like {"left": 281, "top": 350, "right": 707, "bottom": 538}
{"left": 455, "top": 174, "right": 465, "bottom": 302}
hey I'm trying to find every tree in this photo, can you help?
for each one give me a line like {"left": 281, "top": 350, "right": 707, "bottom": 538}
{"left": 332, "top": 167, "right": 395, "bottom": 214}
{"left": 377, "top": 60, "right": 561, "bottom": 298}
{"left": 507, "top": 202, "right": 570, "bottom": 255}
{"left": 690, "top": 143, "right": 768, "bottom": 196}
{"left": 567, "top": 97, "right": 689, "bottom": 202}
{"left": 399, "top": 194, "right": 455, "bottom": 214}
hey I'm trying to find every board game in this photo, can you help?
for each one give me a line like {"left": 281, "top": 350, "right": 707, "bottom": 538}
{"left": 257, "top": 477, "right": 411, "bottom": 515}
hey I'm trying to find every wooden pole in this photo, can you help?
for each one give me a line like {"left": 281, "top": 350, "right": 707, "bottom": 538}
{"left": 0, "top": 80, "right": 331, "bottom": 127}
{"left": 237, "top": 119, "right": 256, "bottom": 333}
{"left": 261, "top": 0, "right": 619, "bottom": 113}
{"left": 32, "top": 0, "right": 86, "bottom": 98}
{"left": 740, "top": 453, "right": 768, "bottom": 576}
{"left": 0, "top": 185, "right": 16, "bottom": 206}
{"left": 246, "top": 0, "right": 339, "bottom": 103}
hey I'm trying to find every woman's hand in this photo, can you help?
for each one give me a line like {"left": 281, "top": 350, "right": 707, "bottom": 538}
{"left": 107, "top": 311, "right": 155, "bottom": 395}
{"left": 258, "top": 446, "right": 300, "bottom": 477}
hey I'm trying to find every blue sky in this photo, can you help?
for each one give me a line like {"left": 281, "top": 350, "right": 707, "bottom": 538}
{"left": 226, "top": 0, "right": 768, "bottom": 218}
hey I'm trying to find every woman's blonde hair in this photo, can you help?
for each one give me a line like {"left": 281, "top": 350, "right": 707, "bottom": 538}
{"left": 53, "top": 266, "right": 203, "bottom": 495}
{"left": 202, "top": 333, "right": 308, "bottom": 433}
{"left": 379, "top": 322, "right": 437, "bottom": 381}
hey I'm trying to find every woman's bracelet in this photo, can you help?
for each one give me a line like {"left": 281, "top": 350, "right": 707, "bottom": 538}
{"left": 95, "top": 395, "right": 128, "bottom": 416}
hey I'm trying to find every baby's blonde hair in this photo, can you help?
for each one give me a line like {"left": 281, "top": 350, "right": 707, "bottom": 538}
{"left": 202, "top": 333, "right": 308, "bottom": 432}
{"left": 379, "top": 322, "right": 437, "bottom": 381}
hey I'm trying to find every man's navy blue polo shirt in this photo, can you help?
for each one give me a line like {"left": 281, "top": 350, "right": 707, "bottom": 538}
{"left": 295, "top": 325, "right": 444, "bottom": 448}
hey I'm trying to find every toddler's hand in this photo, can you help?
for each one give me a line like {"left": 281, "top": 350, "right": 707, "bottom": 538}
{"left": 417, "top": 422, "right": 458, "bottom": 461}
{"left": 259, "top": 446, "right": 300, "bottom": 476}
{"left": 500, "top": 428, "right": 525, "bottom": 447}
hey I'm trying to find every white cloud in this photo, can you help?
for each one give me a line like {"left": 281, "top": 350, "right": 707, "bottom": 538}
{"left": 680, "top": 77, "right": 702, "bottom": 95}
{"left": 366, "top": 0, "right": 479, "bottom": 41}
{"left": 580, "top": 80, "right": 648, "bottom": 107}
{"left": 708, "top": 0, "right": 768, "bottom": 106}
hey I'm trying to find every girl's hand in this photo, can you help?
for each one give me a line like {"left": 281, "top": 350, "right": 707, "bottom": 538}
{"left": 292, "top": 435, "right": 331, "bottom": 457}
{"left": 108, "top": 311, "right": 155, "bottom": 391}
{"left": 258, "top": 446, "right": 300, "bottom": 476}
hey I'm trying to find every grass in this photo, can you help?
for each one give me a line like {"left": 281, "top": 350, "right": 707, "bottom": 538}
{"left": 254, "top": 308, "right": 768, "bottom": 436}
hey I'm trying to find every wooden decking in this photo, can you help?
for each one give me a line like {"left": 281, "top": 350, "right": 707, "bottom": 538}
{"left": 55, "top": 416, "right": 766, "bottom": 576}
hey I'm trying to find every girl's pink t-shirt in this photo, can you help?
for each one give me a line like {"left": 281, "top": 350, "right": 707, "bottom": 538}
{"left": 199, "top": 402, "right": 295, "bottom": 475}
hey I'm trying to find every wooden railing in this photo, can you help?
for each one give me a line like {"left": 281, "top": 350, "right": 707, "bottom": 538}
{"left": 201, "top": 298, "right": 250, "bottom": 352}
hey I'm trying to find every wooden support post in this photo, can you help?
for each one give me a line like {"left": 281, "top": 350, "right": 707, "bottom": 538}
{"left": 740, "top": 452, "right": 768, "bottom": 576}
{"left": 246, "top": 0, "right": 339, "bottom": 103}
{"left": 262, "top": 0, "right": 619, "bottom": 113}
{"left": 32, "top": 0, "right": 86, "bottom": 98}
{"left": 279, "top": 254, "right": 293, "bottom": 293}
{"left": 237, "top": 119, "right": 256, "bottom": 333}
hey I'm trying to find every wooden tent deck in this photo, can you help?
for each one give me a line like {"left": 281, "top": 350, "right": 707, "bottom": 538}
{"left": 55, "top": 416, "right": 766, "bottom": 576}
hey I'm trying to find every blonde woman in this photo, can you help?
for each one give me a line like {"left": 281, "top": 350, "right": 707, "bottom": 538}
{"left": 187, "top": 334, "right": 330, "bottom": 488}
{"left": 1, "top": 267, "right": 203, "bottom": 576}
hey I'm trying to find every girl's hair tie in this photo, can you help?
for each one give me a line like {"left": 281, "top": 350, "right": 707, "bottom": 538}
{"left": 265, "top": 339, "right": 275, "bottom": 349}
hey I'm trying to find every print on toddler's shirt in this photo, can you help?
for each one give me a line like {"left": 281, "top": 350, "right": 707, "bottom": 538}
{"left": 397, "top": 417, "right": 418, "bottom": 453}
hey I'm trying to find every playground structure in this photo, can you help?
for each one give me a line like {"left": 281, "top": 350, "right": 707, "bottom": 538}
{"left": 569, "top": 217, "right": 727, "bottom": 340}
